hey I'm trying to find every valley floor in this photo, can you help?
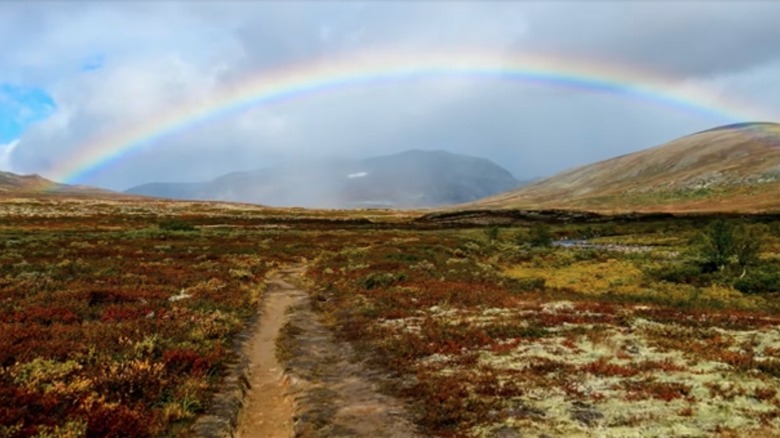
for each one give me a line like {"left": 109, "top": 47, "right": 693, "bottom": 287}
{"left": 2, "top": 197, "right": 780, "bottom": 437}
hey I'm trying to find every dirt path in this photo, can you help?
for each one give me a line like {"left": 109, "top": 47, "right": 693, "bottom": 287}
{"left": 235, "top": 267, "right": 306, "bottom": 438}
{"left": 237, "top": 264, "right": 420, "bottom": 437}
{"left": 277, "top": 277, "right": 421, "bottom": 437}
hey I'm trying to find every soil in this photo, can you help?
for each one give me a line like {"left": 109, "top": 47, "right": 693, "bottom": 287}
{"left": 235, "top": 269, "right": 305, "bottom": 437}
{"left": 236, "top": 265, "right": 420, "bottom": 437}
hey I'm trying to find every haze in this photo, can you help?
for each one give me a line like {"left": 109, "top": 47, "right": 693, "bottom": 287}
{"left": 2, "top": 1, "right": 780, "bottom": 191}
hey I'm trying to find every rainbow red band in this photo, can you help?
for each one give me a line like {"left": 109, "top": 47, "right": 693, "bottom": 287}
{"left": 45, "top": 51, "right": 776, "bottom": 186}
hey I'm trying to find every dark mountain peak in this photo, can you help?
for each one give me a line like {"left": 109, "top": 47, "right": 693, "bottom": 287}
{"left": 126, "top": 150, "right": 522, "bottom": 209}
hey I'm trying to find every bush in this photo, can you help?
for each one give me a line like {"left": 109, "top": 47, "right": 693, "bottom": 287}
{"left": 387, "top": 253, "right": 420, "bottom": 263}
{"left": 694, "top": 220, "right": 764, "bottom": 274}
{"left": 158, "top": 220, "right": 196, "bottom": 232}
{"left": 733, "top": 266, "right": 780, "bottom": 294}
{"left": 509, "top": 276, "right": 546, "bottom": 292}
{"left": 528, "top": 223, "right": 552, "bottom": 247}
{"left": 733, "top": 224, "right": 767, "bottom": 272}
{"left": 695, "top": 220, "right": 735, "bottom": 272}
{"left": 572, "top": 248, "right": 602, "bottom": 262}
{"left": 651, "top": 221, "right": 768, "bottom": 288}
{"left": 769, "top": 221, "right": 780, "bottom": 237}
{"left": 358, "top": 272, "right": 407, "bottom": 290}
{"left": 648, "top": 263, "right": 705, "bottom": 285}
{"left": 484, "top": 227, "right": 500, "bottom": 244}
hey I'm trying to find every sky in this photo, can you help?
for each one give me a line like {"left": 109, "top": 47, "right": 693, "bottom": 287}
{"left": 2, "top": 1, "right": 780, "bottom": 190}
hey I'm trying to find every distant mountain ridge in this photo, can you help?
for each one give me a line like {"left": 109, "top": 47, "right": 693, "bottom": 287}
{"left": 126, "top": 150, "right": 522, "bottom": 208}
{"left": 0, "top": 171, "right": 114, "bottom": 196}
{"left": 473, "top": 122, "right": 780, "bottom": 213}
{"left": 0, "top": 171, "right": 57, "bottom": 192}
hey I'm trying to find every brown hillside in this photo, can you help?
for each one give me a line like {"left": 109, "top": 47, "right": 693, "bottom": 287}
{"left": 0, "top": 171, "right": 61, "bottom": 193}
{"left": 475, "top": 122, "right": 780, "bottom": 213}
{"left": 0, "top": 170, "right": 125, "bottom": 199}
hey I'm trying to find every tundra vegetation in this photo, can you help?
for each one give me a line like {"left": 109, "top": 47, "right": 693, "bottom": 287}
{"left": 1, "top": 197, "right": 780, "bottom": 436}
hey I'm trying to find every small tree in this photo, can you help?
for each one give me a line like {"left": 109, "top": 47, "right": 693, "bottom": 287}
{"left": 733, "top": 223, "right": 766, "bottom": 277}
{"left": 696, "top": 219, "right": 735, "bottom": 272}
{"left": 695, "top": 220, "right": 763, "bottom": 275}
{"left": 529, "top": 223, "right": 552, "bottom": 247}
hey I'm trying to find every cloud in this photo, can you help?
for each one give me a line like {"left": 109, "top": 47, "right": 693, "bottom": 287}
{"left": 0, "top": 140, "right": 19, "bottom": 172}
{"left": 512, "top": 2, "right": 780, "bottom": 78}
{"left": 1, "top": 1, "right": 780, "bottom": 191}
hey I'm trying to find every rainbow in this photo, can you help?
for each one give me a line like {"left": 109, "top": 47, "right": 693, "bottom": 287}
{"left": 46, "top": 50, "right": 776, "bottom": 185}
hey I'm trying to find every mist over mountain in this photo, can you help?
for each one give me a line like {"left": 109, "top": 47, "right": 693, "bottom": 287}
{"left": 125, "top": 150, "right": 522, "bottom": 208}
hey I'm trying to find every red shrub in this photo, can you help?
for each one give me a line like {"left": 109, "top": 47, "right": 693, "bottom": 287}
{"left": 77, "top": 401, "right": 152, "bottom": 438}
{"left": 162, "top": 348, "right": 216, "bottom": 376}
{"left": 10, "top": 306, "right": 78, "bottom": 325}
{"left": 580, "top": 358, "right": 639, "bottom": 378}
{"left": 99, "top": 305, "right": 152, "bottom": 322}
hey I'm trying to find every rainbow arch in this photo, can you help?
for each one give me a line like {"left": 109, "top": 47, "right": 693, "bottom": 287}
{"left": 46, "top": 50, "right": 774, "bottom": 185}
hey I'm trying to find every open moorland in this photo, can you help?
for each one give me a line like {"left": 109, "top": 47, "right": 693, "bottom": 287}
{"left": 2, "top": 196, "right": 780, "bottom": 437}
{"left": 474, "top": 123, "right": 780, "bottom": 213}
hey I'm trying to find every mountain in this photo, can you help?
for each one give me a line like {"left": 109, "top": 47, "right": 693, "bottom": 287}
{"left": 0, "top": 171, "right": 114, "bottom": 196}
{"left": 125, "top": 150, "right": 522, "bottom": 209}
{"left": 0, "top": 171, "right": 59, "bottom": 193}
{"left": 474, "top": 122, "right": 780, "bottom": 213}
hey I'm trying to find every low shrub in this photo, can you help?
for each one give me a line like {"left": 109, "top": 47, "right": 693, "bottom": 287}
{"left": 358, "top": 272, "right": 407, "bottom": 290}
{"left": 484, "top": 226, "right": 500, "bottom": 244}
{"left": 733, "top": 266, "right": 780, "bottom": 294}
{"left": 508, "top": 276, "right": 547, "bottom": 292}
{"left": 387, "top": 253, "right": 420, "bottom": 263}
{"left": 648, "top": 263, "right": 704, "bottom": 285}
{"left": 529, "top": 223, "right": 553, "bottom": 247}
{"left": 158, "top": 220, "right": 196, "bottom": 232}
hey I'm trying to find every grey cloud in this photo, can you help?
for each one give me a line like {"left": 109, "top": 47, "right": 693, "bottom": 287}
{"left": 4, "top": 1, "right": 780, "bottom": 191}
{"left": 515, "top": 1, "right": 780, "bottom": 78}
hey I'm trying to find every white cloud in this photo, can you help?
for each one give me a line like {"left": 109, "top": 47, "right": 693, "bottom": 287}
{"left": 0, "top": 139, "right": 19, "bottom": 172}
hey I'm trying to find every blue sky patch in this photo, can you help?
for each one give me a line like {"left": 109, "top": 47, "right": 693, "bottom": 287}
{"left": 0, "top": 84, "right": 57, "bottom": 143}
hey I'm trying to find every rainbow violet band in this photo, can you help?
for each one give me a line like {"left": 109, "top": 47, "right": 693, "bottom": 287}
{"left": 48, "top": 50, "right": 774, "bottom": 186}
